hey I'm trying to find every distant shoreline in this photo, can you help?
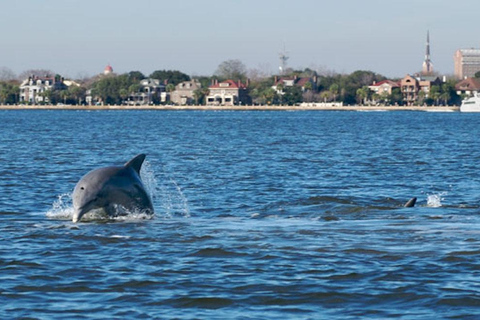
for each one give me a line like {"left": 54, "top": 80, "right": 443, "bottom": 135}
{"left": 0, "top": 105, "right": 460, "bottom": 112}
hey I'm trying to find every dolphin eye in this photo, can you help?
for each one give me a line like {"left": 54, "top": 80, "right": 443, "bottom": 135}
{"left": 80, "top": 187, "right": 85, "bottom": 190}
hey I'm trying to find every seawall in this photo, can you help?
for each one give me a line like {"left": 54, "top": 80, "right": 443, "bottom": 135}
{"left": 0, "top": 105, "right": 460, "bottom": 112}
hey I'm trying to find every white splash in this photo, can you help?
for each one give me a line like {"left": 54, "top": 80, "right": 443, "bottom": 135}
{"left": 426, "top": 192, "right": 446, "bottom": 207}
{"left": 141, "top": 160, "right": 190, "bottom": 218}
{"left": 46, "top": 193, "right": 74, "bottom": 220}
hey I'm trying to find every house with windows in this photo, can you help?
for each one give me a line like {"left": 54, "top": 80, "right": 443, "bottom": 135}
{"left": 455, "top": 77, "right": 480, "bottom": 97}
{"left": 206, "top": 79, "right": 250, "bottom": 106}
{"left": 19, "top": 75, "right": 67, "bottom": 104}
{"left": 272, "top": 75, "right": 317, "bottom": 94}
{"left": 400, "top": 74, "right": 442, "bottom": 105}
{"left": 170, "top": 80, "right": 201, "bottom": 105}
{"left": 127, "top": 78, "right": 165, "bottom": 105}
{"left": 368, "top": 80, "right": 399, "bottom": 96}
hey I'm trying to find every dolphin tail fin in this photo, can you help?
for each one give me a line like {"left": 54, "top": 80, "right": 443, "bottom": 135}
{"left": 125, "top": 154, "right": 147, "bottom": 174}
{"left": 404, "top": 197, "right": 417, "bottom": 207}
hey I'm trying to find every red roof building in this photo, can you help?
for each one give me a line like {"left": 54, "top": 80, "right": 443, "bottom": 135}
{"left": 206, "top": 79, "right": 250, "bottom": 106}
{"left": 455, "top": 77, "right": 480, "bottom": 96}
{"left": 368, "top": 80, "right": 400, "bottom": 96}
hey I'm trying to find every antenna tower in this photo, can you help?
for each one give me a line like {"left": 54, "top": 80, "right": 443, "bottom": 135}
{"left": 279, "top": 44, "right": 289, "bottom": 75}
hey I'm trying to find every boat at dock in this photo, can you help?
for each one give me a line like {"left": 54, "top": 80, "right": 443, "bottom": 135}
{"left": 460, "top": 94, "right": 480, "bottom": 112}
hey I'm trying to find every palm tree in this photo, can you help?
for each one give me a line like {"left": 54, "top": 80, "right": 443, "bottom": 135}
{"left": 119, "top": 88, "right": 128, "bottom": 105}
{"left": 166, "top": 83, "right": 175, "bottom": 93}
{"left": 356, "top": 86, "right": 370, "bottom": 105}
{"left": 440, "top": 92, "right": 451, "bottom": 106}
{"left": 320, "top": 91, "right": 331, "bottom": 103}
{"left": 329, "top": 84, "right": 339, "bottom": 102}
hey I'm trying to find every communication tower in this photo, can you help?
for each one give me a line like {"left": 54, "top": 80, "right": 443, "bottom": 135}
{"left": 279, "top": 44, "right": 289, "bottom": 75}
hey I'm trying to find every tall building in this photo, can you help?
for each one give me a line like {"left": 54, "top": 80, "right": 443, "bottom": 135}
{"left": 454, "top": 49, "right": 480, "bottom": 79}
{"left": 422, "top": 31, "right": 433, "bottom": 75}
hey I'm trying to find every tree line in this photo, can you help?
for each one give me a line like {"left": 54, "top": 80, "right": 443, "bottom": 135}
{"left": 0, "top": 60, "right": 464, "bottom": 106}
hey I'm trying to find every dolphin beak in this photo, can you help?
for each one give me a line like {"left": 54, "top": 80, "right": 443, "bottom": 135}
{"left": 72, "top": 209, "right": 82, "bottom": 223}
{"left": 72, "top": 206, "right": 89, "bottom": 223}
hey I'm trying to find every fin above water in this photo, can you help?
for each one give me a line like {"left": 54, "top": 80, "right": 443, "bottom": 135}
{"left": 404, "top": 197, "right": 417, "bottom": 207}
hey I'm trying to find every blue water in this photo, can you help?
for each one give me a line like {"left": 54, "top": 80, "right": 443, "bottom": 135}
{"left": 1, "top": 110, "right": 480, "bottom": 319}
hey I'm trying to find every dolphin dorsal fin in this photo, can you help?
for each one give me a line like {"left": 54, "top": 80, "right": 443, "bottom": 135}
{"left": 404, "top": 197, "right": 417, "bottom": 207}
{"left": 125, "top": 154, "right": 146, "bottom": 174}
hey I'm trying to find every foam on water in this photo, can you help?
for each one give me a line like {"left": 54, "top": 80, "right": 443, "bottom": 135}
{"left": 426, "top": 192, "right": 446, "bottom": 207}
{"left": 142, "top": 160, "right": 190, "bottom": 218}
{"left": 45, "top": 193, "right": 74, "bottom": 220}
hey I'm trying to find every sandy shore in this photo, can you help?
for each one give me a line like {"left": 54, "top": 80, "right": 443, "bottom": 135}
{"left": 0, "top": 105, "right": 460, "bottom": 112}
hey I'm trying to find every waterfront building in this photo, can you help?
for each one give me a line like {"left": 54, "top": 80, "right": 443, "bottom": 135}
{"left": 368, "top": 80, "right": 399, "bottom": 96}
{"left": 400, "top": 74, "right": 442, "bottom": 105}
{"left": 454, "top": 49, "right": 480, "bottom": 79}
{"left": 455, "top": 77, "right": 480, "bottom": 97}
{"left": 19, "top": 75, "right": 67, "bottom": 104}
{"left": 170, "top": 80, "right": 201, "bottom": 105}
{"left": 127, "top": 78, "right": 165, "bottom": 105}
{"left": 272, "top": 75, "right": 317, "bottom": 94}
{"left": 206, "top": 79, "right": 250, "bottom": 106}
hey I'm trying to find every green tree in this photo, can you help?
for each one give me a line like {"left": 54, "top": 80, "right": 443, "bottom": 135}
{"left": 356, "top": 86, "right": 370, "bottom": 105}
{"left": 320, "top": 90, "right": 331, "bottom": 103}
{"left": 261, "top": 88, "right": 279, "bottom": 105}
{"left": 166, "top": 83, "right": 175, "bottom": 93}
{"left": 440, "top": 91, "right": 451, "bottom": 105}
{"left": 283, "top": 86, "right": 303, "bottom": 105}
{"left": 149, "top": 70, "right": 190, "bottom": 86}
{"left": 119, "top": 88, "right": 129, "bottom": 104}
{"left": 430, "top": 85, "right": 441, "bottom": 105}
{"left": 441, "top": 80, "right": 460, "bottom": 105}
{"left": 39, "top": 89, "right": 55, "bottom": 104}
{"left": 418, "top": 90, "right": 427, "bottom": 106}
{"left": 193, "top": 88, "right": 207, "bottom": 105}
{"left": 0, "top": 81, "right": 19, "bottom": 104}
{"left": 90, "top": 74, "right": 138, "bottom": 104}
{"left": 68, "top": 85, "right": 86, "bottom": 105}
{"left": 127, "top": 71, "right": 145, "bottom": 82}
{"left": 329, "top": 84, "right": 339, "bottom": 102}
{"left": 303, "top": 81, "right": 313, "bottom": 92}
{"left": 387, "top": 87, "right": 403, "bottom": 106}
{"left": 60, "top": 90, "right": 69, "bottom": 104}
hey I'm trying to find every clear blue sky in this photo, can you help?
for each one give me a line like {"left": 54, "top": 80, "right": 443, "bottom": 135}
{"left": 4, "top": 0, "right": 479, "bottom": 79}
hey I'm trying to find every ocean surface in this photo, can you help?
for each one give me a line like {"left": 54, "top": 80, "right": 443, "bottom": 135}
{"left": 1, "top": 109, "right": 480, "bottom": 319}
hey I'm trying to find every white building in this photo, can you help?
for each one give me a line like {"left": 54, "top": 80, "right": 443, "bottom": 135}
{"left": 19, "top": 75, "right": 66, "bottom": 104}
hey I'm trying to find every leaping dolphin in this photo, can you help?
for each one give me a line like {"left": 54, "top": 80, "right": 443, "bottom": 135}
{"left": 72, "top": 154, "right": 154, "bottom": 223}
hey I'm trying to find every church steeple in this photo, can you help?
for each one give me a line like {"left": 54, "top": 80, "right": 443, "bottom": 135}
{"left": 422, "top": 30, "right": 433, "bottom": 75}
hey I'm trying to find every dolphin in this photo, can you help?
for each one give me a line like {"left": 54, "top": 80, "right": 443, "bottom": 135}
{"left": 72, "top": 154, "right": 154, "bottom": 223}
{"left": 404, "top": 197, "right": 417, "bottom": 207}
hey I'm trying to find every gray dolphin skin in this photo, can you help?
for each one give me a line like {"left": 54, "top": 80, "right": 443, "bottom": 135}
{"left": 72, "top": 154, "right": 154, "bottom": 223}
{"left": 404, "top": 197, "right": 417, "bottom": 207}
